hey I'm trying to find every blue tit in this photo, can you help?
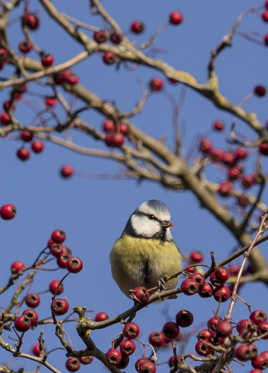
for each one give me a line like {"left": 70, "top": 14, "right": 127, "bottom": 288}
{"left": 110, "top": 200, "right": 182, "bottom": 297}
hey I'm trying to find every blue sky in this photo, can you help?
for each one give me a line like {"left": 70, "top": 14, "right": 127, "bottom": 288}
{"left": 0, "top": 1, "right": 268, "bottom": 372}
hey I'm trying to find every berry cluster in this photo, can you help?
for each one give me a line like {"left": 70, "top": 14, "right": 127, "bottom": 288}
{"left": 102, "top": 119, "right": 128, "bottom": 147}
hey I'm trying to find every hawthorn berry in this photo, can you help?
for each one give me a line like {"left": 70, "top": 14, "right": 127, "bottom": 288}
{"left": 241, "top": 175, "right": 254, "bottom": 189}
{"left": 102, "top": 51, "right": 117, "bottom": 65}
{"left": 116, "top": 354, "right": 129, "bottom": 369}
{"left": 169, "top": 11, "right": 183, "bottom": 25}
{"left": 18, "top": 40, "right": 32, "bottom": 54}
{"left": 105, "top": 132, "right": 125, "bottom": 147}
{"left": 259, "top": 142, "right": 268, "bottom": 156}
{"left": 23, "top": 308, "right": 38, "bottom": 325}
{"left": 195, "top": 340, "right": 211, "bottom": 356}
{"left": 181, "top": 277, "right": 199, "bottom": 295}
{"left": 213, "top": 285, "right": 230, "bottom": 302}
{"left": 199, "top": 138, "right": 212, "bottom": 154}
{"left": 236, "top": 344, "right": 252, "bottom": 361}
{"left": 57, "top": 254, "right": 70, "bottom": 268}
{"left": 1, "top": 204, "right": 16, "bottom": 220}
{"left": 218, "top": 181, "right": 232, "bottom": 197}
{"left": 17, "top": 147, "right": 30, "bottom": 161}
{"left": 250, "top": 310, "right": 267, "bottom": 325}
{"left": 236, "top": 194, "right": 250, "bottom": 208}
{"left": 210, "top": 148, "right": 224, "bottom": 162}
{"left": 14, "top": 315, "right": 31, "bottom": 332}
{"left": 197, "top": 329, "right": 213, "bottom": 341}
{"left": 176, "top": 309, "right": 193, "bottom": 327}
{"left": 0, "top": 112, "right": 11, "bottom": 125}
{"left": 22, "top": 13, "right": 39, "bottom": 30}
{"left": 41, "top": 54, "right": 54, "bottom": 67}
{"left": 168, "top": 355, "right": 182, "bottom": 368}
{"left": 223, "top": 151, "right": 236, "bottom": 167}
{"left": 137, "top": 360, "right": 156, "bottom": 373}
{"left": 49, "top": 280, "right": 64, "bottom": 295}
{"left": 67, "top": 256, "right": 83, "bottom": 273}
{"left": 254, "top": 85, "right": 266, "bottom": 97}
{"left": 79, "top": 355, "right": 93, "bottom": 364}
{"left": 189, "top": 250, "right": 204, "bottom": 263}
{"left": 252, "top": 353, "right": 268, "bottom": 369}
{"left": 32, "top": 343, "right": 41, "bottom": 356}
{"left": 149, "top": 77, "right": 164, "bottom": 92}
{"left": 207, "top": 316, "right": 221, "bottom": 331}
{"left": 31, "top": 140, "right": 44, "bottom": 153}
{"left": 262, "top": 10, "right": 268, "bottom": 22}
{"left": 51, "top": 229, "right": 66, "bottom": 244}
{"left": 213, "top": 120, "right": 224, "bottom": 131}
{"left": 50, "top": 244, "right": 64, "bottom": 257}
{"left": 216, "top": 320, "right": 232, "bottom": 336}
{"left": 11, "top": 261, "right": 25, "bottom": 273}
{"left": 20, "top": 130, "right": 33, "bottom": 142}
{"left": 119, "top": 123, "right": 128, "bottom": 134}
{"left": 130, "top": 20, "right": 145, "bottom": 34}
{"left": 51, "top": 298, "right": 69, "bottom": 315}
{"left": 234, "top": 147, "right": 247, "bottom": 160}
{"left": 237, "top": 319, "right": 256, "bottom": 338}
{"left": 258, "top": 321, "right": 268, "bottom": 338}
{"left": 60, "top": 165, "right": 74, "bottom": 178}
{"left": 45, "top": 96, "right": 57, "bottom": 107}
{"left": 131, "top": 286, "right": 149, "bottom": 304}
{"left": 3, "top": 100, "right": 15, "bottom": 112}
{"left": 215, "top": 267, "right": 229, "bottom": 282}
{"left": 106, "top": 348, "right": 122, "bottom": 366}
{"left": 162, "top": 321, "right": 179, "bottom": 339}
{"left": 93, "top": 30, "right": 108, "bottom": 43}
{"left": 188, "top": 272, "right": 205, "bottom": 286}
{"left": 120, "top": 339, "right": 136, "bottom": 355}
{"left": 65, "top": 357, "right": 80, "bottom": 372}
{"left": 0, "top": 48, "right": 8, "bottom": 62}
{"left": 198, "top": 282, "right": 213, "bottom": 298}
{"left": 95, "top": 312, "right": 108, "bottom": 321}
{"left": 110, "top": 31, "right": 123, "bottom": 45}
{"left": 123, "top": 322, "right": 140, "bottom": 339}
{"left": 25, "top": 293, "right": 40, "bottom": 308}
{"left": 148, "top": 331, "right": 165, "bottom": 347}
{"left": 228, "top": 166, "right": 242, "bottom": 181}
{"left": 103, "top": 119, "right": 115, "bottom": 132}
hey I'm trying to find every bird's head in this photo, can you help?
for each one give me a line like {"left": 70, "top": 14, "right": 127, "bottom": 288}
{"left": 124, "top": 200, "right": 173, "bottom": 241}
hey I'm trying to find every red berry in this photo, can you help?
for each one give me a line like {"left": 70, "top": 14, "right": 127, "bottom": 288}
{"left": 123, "top": 322, "right": 140, "bottom": 339}
{"left": 18, "top": 40, "right": 32, "bottom": 54}
{"left": 218, "top": 181, "right": 232, "bottom": 197}
{"left": 93, "top": 30, "right": 108, "bottom": 43}
{"left": 110, "top": 32, "right": 123, "bottom": 45}
{"left": 188, "top": 272, "right": 205, "bottom": 286}
{"left": 17, "top": 147, "right": 30, "bottom": 161}
{"left": 0, "top": 48, "right": 8, "bottom": 62}
{"left": 250, "top": 310, "right": 267, "bottom": 325}
{"left": 168, "top": 355, "right": 182, "bottom": 368}
{"left": 258, "top": 321, "right": 268, "bottom": 338}
{"left": 181, "top": 278, "right": 199, "bottom": 295}
{"left": 50, "top": 244, "right": 64, "bottom": 257}
{"left": 262, "top": 10, "right": 268, "bottom": 22}
{"left": 236, "top": 194, "right": 250, "bottom": 208}
{"left": 11, "top": 261, "right": 25, "bottom": 273}
{"left": 65, "top": 357, "right": 80, "bottom": 372}
{"left": 130, "top": 20, "right": 145, "bottom": 34}
{"left": 236, "top": 344, "right": 252, "bottom": 361}
{"left": 3, "top": 100, "right": 15, "bottom": 112}
{"left": 67, "top": 256, "right": 83, "bottom": 273}
{"left": 195, "top": 340, "right": 211, "bottom": 356}
{"left": 31, "top": 140, "right": 44, "bottom": 153}
{"left": 176, "top": 309, "right": 193, "bottom": 327}
{"left": 228, "top": 166, "right": 242, "bottom": 181}
{"left": 45, "top": 96, "right": 57, "bottom": 107}
{"left": 197, "top": 329, "right": 213, "bottom": 341}
{"left": 20, "top": 130, "right": 33, "bottom": 142}
{"left": 65, "top": 73, "right": 79, "bottom": 85}
{"left": 22, "top": 308, "right": 38, "bottom": 325}
{"left": 95, "top": 312, "right": 108, "bottom": 322}
{"left": 25, "top": 293, "right": 40, "bottom": 308}
{"left": 14, "top": 315, "right": 31, "bottom": 332}
{"left": 259, "top": 142, "right": 268, "bottom": 155}
{"left": 216, "top": 320, "right": 232, "bottom": 336}
{"left": 210, "top": 148, "right": 224, "bottom": 162}
{"left": 228, "top": 265, "right": 239, "bottom": 276}
{"left": 41, "top": 54, "right": 54, "bottom": 67}
{"left": 137, "top": 360, "right": 156, "bottom": 373}
{"left": 120, "top": 339, "right": 136, "bottom": 355}
{"left": 199, "top": 139, "right": 212, "bottom": 154}
{"left": 131, "top": 286, "right": 149, "bottom": 305}
{"left": 241, "top": 175, "right": 254, "bottom": 189}
{"left": 1, "top": 204, "right": 16, "bottom": 220}
{"left": 207, "top": 316, "right": 221, "bottom": 331}
{"left": 215, "top": 267, "right": 229, "bottom": 282}
{"left": 213, "top": 285, "right": 230, "bottom": 302}
{"left": 116, "top": 354, "right": 129, "bottom": 369}
{"left": 51, "top": 298, "right": 69, "bottom": 315}
{"left": 184, "top": 265, "right": 197, "bottom": 274}
{"left": 149, "top": 77, "right": 164, "bottom": 92}
{"left": 249, "top": 369, "right": 263, "bottom": 373}
{"left": 223, "top": 151, "right": 236, "bottom": 166}
{"left": 1, "top": 112, "right": 11, "bottom": 125}
{"left": 57, "top": 254, "right": 70, "bottom": 268}
{"left": 254, "top": 85, "right": 266, "bottom": 97}
{"left": 119, "top": 123, "right": 128, "bottom": 135}
{"left": 162, "top": 321, "right": 179, "bottom": 339}
{"left": 22, "top": 13, "right": 39, "bottom": 30}
{"left": 135, "top": 359, "right": 147, "bottom": 372}
{"left": 32, "top": 343, "right": 41, "bottom": 356}
{"left": 169, "top": 11, "right": 183, "bottom": 25}
{"left": 213, "top": 120, "right": 224, "bottom": 131}
{"left": 102, "top": 52, "right": 116, "bottom": 65}
{"left": 49, "top": 280, "right": 64, "bottom": 295}
{"left": 189, "top": 251, "right": 204, "bottom": 263}
{"left": 252, "top": 354, "right": 268, "bottom": 370}
{"left": 199, "top": 282, "right": 213, "bottom": 298}
{"left": 105, "top": 132, "right": 124, "bottom": 147}
{"left": 148, "top": 331, "right": 165, "bottom": 347}
{"left": 263, "top": 32, "right": 268, "bottom": 44}
{"left": 51, "top": 229, "right": 66, "bottom": 244}
{"left": 60, "top": 165, "right": 74, "bottom": 178}
{"left": 79, "top": 356, "right": 93, "bottom": 365}
{"left": 103, "top": 119, "right": 115, "bottom": 132}
{"left": 234, "top": 147, "right": 247, "bottom": 160}
{"left": 237, "top": 319, "right": 256, "bottom": 338}
{"left": 106, "top": 348, "right": 122, "bottom": 366}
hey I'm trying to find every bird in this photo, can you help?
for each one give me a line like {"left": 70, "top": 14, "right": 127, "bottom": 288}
{"left": 110, "top": 200, "right": 182, "bottom": 297}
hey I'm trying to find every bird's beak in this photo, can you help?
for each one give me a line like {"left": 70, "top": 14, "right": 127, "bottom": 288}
{"left": 162, "top": 221, "right": 173, "bottom": 228}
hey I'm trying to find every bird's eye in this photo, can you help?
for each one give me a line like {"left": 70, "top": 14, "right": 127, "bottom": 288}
{"left": 148, "top": 214, "right": 155, "bottom": 220}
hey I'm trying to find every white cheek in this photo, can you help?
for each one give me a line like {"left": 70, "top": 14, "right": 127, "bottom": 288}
{"left": 131, "top": 215, "right": 160, "bottom": 237}
{"left": 166, "top": 228, "right": 173, "bottom": 241}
